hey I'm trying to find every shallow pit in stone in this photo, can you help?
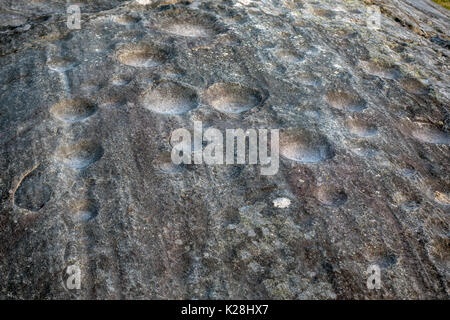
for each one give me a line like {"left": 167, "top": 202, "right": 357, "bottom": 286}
{"left": 56, "top": 140, "right": 104, "bottom": 169}
{"left": 312, "top": 8, "right": 336, "bottom": 18}
{"left": 325, "top": 89, "right": 367, "bottom": 112}
{"left": 71, "top": 200, "right": 98, "bottom": 222}
{"left": 280, "top": 128, "right": 335, "bottom": 163}
{"left": 204, "top": 83, "right": 262, "bottom": 114}
{"left": 409, "top": 123, "right": 450, "bottom": 144}
{"left": 154, "top": 9, "right": 225, "bottom": 39}
{"left": 116, "top": 43, "right": 168, "bottom": 68}
{"left": 400, "top": 78, "right": 429, "bottom": 95}
{"left": 47, "top": 57, "right": 79, "bottom": 72}
{"left": 294, "top": 72, "right": 322, "bottom": 86}
{"left": 141, "top": 81, "right": 199, "bottom": 115}
{"left": 14, "top": 166, "right": 52, "bottom": 211}
{"left": 99, "top": 96, "right": 126, "bottom": 108}
{"left": 273, "top": 49, "right": 304, "bottom": 65}
{"left": 50, "top": 98, "right": 97, "bottom": 122}
{"left": 154, "top": 152, "right": 184, "bottom": 174}
{"left": 111, "top": 75, "right": 132, "bottom": 86}
{"left": 359, "top": 60, "right": 400, "bottom": 79}
{"left": 112, "top": 14, "right": 140, "bottom": 25}
{"left": 164, "top": 23, "right": 216, "bottom": 38}
{"left": 345, "top": 118, "right": 378, "bottom": 137}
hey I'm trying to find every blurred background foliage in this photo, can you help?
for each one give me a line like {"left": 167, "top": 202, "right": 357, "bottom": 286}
{"left": 432, "top": 0, "right": 450, "bottom": 10}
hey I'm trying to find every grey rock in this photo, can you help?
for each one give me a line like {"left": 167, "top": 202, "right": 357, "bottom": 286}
{"left": 0, "top": 0, "right": 449, "bottom": 299}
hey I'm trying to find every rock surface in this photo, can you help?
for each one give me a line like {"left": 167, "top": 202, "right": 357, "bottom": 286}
{"left": 0, "top": 0, "right": 449, "bottom": 299}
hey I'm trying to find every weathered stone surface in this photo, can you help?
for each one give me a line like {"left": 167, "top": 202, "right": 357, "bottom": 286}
{"left": 0, "top": 0, "right": 449, "bottom": 299}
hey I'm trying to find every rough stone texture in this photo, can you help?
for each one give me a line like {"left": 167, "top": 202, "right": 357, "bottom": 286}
{"left": 0, "top": 0, "right": 449, "bottom": 299}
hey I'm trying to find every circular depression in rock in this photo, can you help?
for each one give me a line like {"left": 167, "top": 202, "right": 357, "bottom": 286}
{"left": 112, "top": 14, "right": 140, "bottom": 25}
{"left": 360, "top": 60, "right": 400, "bottom": 79}
{"left": 204, "top": 83, "right": 262, "bottom": 114}
{"left": 295, "top": 72, "right": 322, "bottom": 86}
{"left": 325, "top": 90, "right": 367, "bottom": 112}
{"left": 111, "top": 75, "right": 132, "bottom": 86}
{"left": 154, "top": 9, "right": 224, "bottom": 38}
{"left": 312, "top": 8, "right": 336, "bottom": 18}
{"left": 400, "top": 78, "right": 429, "bottom": 95}
{"left": 50, "top": 98, "right": 97, "bottom": 122}
{"left": 57, "top": 140, "right": 103, "bottom": 169}
{"left": 117, "top": 43, "right": 168, "bottom": 68}
{"left": 14, "top": 167, "right": 52, "bottom": 211}
{"left": 164, "top": 23, "right": 216, "bottom": 38}
{"left": 71, "top": 200, "right": 98, "bottom": 222}
{"left": 280, "top": 129, "right": 335, "bottom": 163}
{"left": 274, "top": 49, "right": 304, "bottom": 64}
{"left": 316, "top": 185, "right": 348, "bottom": 206}
{"left": 47, "top": 57, "right": 79, "bottom": 72}
{"left": 345, "top": 119, "right": 378, "bottom": 137}
{"left": 410, "top": 123, "right": 450, "bottom": 144}
{"left": 141, "top": 81, "right": 199, "bottom": 115}
{"left": 99, "top": 96, "right": 126, "bottom": 108}
{"left": 154, "top": 152, "right": 183, "bottom": 173}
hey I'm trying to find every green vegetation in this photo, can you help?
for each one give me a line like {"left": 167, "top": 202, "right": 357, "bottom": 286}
{"left": 432, "top": 0, "right": 450, "bottom": 10}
